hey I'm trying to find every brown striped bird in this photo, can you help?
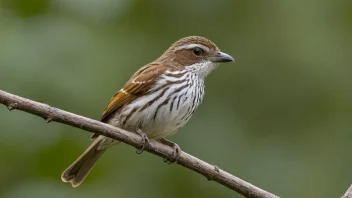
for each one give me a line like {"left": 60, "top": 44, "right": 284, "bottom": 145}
{"left": 61, "top": 36, "right": 234, "bottom": 187}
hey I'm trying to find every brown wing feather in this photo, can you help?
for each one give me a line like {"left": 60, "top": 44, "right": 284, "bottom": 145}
{"left": 91, "top": 63, "right": 172, "bottom": 139}
{"left": 100, "top": 91, "right": 136, "bottom": 122}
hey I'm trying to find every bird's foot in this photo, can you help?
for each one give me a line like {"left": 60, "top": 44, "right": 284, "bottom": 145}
{"left": 136, "top": 128, "right": 150, "bottom": 154}
{"left": 159, "top": 138, "right": 181, "bottom": 164}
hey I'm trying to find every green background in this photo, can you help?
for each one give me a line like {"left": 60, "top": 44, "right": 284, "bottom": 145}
{"left": 1, "top": 0, "right": 352, "bottom": 197}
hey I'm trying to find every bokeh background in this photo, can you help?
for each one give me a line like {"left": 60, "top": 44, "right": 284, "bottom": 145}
{"left": 0, "top": 0, "right": 352, "bottom": 197}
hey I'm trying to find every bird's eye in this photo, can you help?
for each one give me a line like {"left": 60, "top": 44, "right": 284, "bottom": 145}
{"left": 193, "top": 47, "right": 203, "bottom": 56}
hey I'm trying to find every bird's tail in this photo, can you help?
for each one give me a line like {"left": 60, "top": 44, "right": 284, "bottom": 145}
{"left": 61, "top": 137, "right": 107, "bottom": 187}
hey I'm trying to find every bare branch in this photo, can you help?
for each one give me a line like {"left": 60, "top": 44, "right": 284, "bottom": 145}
{"left": 343, "top": 185, "right": 352, "bottom": 198}
{"left": 0, "top": 90, "right": 278, "bottom": 198}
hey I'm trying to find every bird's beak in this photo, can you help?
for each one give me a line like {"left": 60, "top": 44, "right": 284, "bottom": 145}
{"left": 210, "top": 52, "right": 235, "bottom": 63}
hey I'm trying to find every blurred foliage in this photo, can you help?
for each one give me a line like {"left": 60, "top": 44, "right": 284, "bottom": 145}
{"left": 0, "top": 0, "right": 352, "bottom": 197}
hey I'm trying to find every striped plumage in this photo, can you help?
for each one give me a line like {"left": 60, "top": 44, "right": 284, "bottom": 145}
{"left": 61, "top": 36, "right": 234, "bottom": 187}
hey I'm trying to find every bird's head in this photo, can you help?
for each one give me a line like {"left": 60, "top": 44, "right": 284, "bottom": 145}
{"left": 157, "top": 36, "right": 234, "bottom": 79}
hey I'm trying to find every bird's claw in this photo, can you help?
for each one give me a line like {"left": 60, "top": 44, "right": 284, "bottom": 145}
{"left": 163, "top": 143, "right": 181, "bottom": 164}
{"left": 136, "top": 128, "right": 149, "bottom": 154}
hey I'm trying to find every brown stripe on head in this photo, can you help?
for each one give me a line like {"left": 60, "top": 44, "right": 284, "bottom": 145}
{"left": 170, "top": 36, "right": 219, "bottom": 52}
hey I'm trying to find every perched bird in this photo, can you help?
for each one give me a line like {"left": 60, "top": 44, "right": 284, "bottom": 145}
{"left": 61, "top": 36, "right": 234, "bottom": 187}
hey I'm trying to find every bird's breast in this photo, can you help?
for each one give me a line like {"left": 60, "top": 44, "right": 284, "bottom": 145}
{"left": 111, "top": 71, "right": 205, "bottom": 139}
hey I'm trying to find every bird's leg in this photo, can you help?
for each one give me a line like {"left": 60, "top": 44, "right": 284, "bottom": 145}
{"left": 158, "top": 138, "right": 181, "bottom": 164}
{"left": 135, "top": 128, "right": 150, "bottom": 154}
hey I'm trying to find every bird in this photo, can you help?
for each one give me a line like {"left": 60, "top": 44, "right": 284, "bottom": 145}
{"left": 61, "top": 36, "right": 234, "bottom": 187}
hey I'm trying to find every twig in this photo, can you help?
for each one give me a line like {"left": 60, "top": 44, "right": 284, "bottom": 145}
{"left": 0, "top": 90, "right": 278, "bottom": 198}
{"left": 343, "top": 185, "right": 352, "bottom": 198}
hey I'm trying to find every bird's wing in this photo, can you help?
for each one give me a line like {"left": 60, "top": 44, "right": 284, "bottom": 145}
{"left": 91, "top": 63, "right": 169, "bottom": 139}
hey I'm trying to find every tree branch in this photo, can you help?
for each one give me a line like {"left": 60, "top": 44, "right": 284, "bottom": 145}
{"left": 0, "top": 90, "right": 278, "bottom": 198}
{"left": 343, "top": 185, "right": 352, "bottom": 198}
